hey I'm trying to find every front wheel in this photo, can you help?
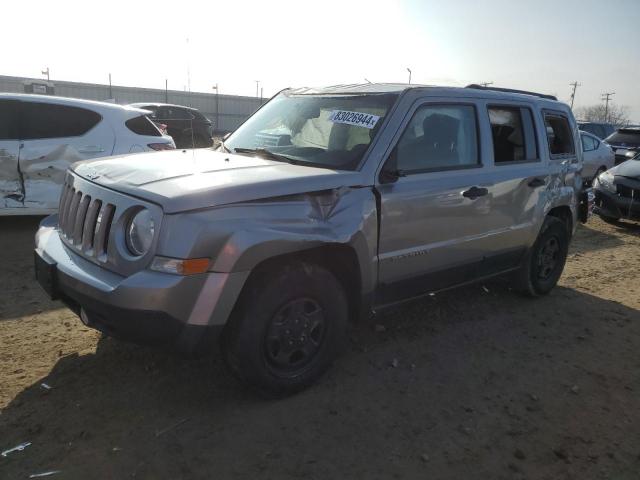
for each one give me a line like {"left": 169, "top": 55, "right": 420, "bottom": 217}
{"left": 515, "top": 216, "right": 569, "bottom": 296}
{"left": 222, "top": 261, "right": 348, "bottom": 397}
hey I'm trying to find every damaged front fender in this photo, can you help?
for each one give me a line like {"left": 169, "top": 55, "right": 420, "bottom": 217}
{"left": 157, "top": 186, "right": 379, "bottom": 299}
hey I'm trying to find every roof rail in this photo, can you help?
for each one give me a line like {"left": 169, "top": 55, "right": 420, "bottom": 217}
{"left": 465, "top": 84, "right": 557, "bottom": 101}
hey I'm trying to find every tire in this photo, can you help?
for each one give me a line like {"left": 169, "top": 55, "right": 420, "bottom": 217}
{"left": 222, "top": 261, "right": 348, "bottom": 397}
{"left": 515, "top": 216, "right": 569, "bottom": 297}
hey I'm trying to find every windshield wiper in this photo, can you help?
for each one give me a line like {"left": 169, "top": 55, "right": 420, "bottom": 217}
{"left": 232, "top": 147, "right": 297, "bottom": 164}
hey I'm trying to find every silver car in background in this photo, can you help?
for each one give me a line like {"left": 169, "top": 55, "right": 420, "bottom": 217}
{"left": 580, "top": 130, "right": 615, "bottom": 181}
{"left": 35, "top": 83, "right": 587, "bottom": 396}
{"left": 0, "top": 94, "right": 174, "bottom": 215}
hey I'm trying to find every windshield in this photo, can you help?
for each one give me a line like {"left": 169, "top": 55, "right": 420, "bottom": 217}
{"left": 223, "top": 92, "right": 399, "bottom": 170}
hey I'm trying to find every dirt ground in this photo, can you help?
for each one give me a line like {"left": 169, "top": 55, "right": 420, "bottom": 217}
{"left": 1, "top": 216, "right": 639, "bottom": 480}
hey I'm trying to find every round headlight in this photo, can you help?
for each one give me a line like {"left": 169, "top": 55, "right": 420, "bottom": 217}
{"left": 126, "top": 209, "right": 155, "bottom": 256}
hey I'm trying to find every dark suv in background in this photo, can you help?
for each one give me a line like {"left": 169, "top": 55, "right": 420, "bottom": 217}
{"left": 129, "top": 103, "right": 214, "bottom": 149}
{"left": 577, "top": 121, "right": 615, "bottom": 139}
{"left": 603, "top": 127, "right": 640, "bottom": 164}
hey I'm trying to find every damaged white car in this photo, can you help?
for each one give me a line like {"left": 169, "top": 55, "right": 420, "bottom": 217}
{"left": 0, "top": 94, "right": 175, "bottom": 215}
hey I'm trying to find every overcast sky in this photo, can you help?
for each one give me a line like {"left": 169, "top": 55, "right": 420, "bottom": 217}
{"left": 3, "top": 0, "right": 639, "bottom": 121}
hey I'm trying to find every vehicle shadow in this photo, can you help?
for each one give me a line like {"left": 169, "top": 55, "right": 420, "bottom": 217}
{"left": 608, "top": 218, "right": 640, "bottom": 236}
{"left": 2, "top": 285, "right": 639, "bottom": 479}
{"left": 0, "top": 216, "right": 64, "bottom": 321}
{"left": 568, "top": 221, "right": 625, "bottom": 255}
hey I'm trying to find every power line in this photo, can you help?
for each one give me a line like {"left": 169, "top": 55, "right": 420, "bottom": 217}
{"left": 569, "top": 81, "right": 581, "bottom": 109}
{"left": 601, "top": 92, "right": 615, "bottom": 123}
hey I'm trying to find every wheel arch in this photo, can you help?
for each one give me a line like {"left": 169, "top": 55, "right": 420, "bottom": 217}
{"left": 547, "top": 205, "right": 573, "bottom": 237}
{"left": 233, "top": 243, "right": 369, "bottom": 324}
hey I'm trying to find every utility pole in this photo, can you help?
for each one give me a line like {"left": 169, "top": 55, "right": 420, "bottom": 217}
{"left": 479, "top": 81, "right": 493, "bottom": 87}
{"left": 255, "top": 80, "right": 260, "bottom": 97}
{"left": 108, "top": 73, "right": 112, "bottom": 99}
{"left": 569, "top": 81, "right": 581, "bottom": 109}
{"left": 406, "top": 68, "right": 412, "bottom": 84}
{"left": 601, "top": 92, "right": 615, "bottom": 123}
{"left": 165, "top": 79, "right": 168, "bottom": 103}
{"left": 41, "top": 67, "right": 50, "bottom": 81}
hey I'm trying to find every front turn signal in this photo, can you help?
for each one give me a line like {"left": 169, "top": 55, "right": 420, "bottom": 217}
{"left": 150, "top": 256, "right": 210, "bottom": 275}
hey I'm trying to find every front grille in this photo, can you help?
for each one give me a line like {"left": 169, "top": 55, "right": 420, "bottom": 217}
{"left": 617, "top": 184, "right": 640, "bottom": 199}
{"left": 58, "top": 181, "right": 115, "bottom": 262}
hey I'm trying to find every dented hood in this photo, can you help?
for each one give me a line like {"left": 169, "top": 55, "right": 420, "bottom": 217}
{"left": 72, "top": 149, "right": 365, "bottom": 213}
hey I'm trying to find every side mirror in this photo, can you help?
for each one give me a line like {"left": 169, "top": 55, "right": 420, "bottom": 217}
{"left": 379, "top": 148, "right": 406, "bottom": 184}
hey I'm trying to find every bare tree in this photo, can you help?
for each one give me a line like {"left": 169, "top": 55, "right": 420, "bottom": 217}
{"left": 574, "top": 103, "right": 631, "bottom": 126}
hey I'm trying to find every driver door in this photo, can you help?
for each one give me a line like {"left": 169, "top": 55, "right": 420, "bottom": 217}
{"left": 376, "top": 100, "right": 497, "bottom": 304}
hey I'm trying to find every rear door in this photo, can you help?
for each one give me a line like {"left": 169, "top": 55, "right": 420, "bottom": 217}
{"left": 483, "top": 102, "right": 549, "bottom": 254}
{"left": 0, "top": 100, "right": 22, "bottom": 210}
{"left": 18, "top": 101, "right": 114, "bottom": 211}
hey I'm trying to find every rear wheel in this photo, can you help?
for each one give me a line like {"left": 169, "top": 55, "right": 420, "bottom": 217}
{"left": 222, "top": 261, "right": 348, "bottom": 397}
{"left": 515, "top": 216, "right": 569, "bottom": 296}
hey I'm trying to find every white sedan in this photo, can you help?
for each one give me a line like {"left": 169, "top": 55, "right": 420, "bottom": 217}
{"left": 0, "top": 94, "right": 175, "bottom": 215}
{"left": 580, "top": 130, "right": 615, "bottom": 182}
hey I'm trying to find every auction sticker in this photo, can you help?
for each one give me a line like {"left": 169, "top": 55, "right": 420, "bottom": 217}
{"left": 328, "top": 110, "right": 380, "bottom": 129}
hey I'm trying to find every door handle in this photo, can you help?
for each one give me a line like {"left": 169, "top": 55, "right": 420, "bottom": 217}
{"left": 462, "top": 186, "right": 488, "bottom": 199}
{"left": 527, "top": 177, "right": 546, "bottom": 188}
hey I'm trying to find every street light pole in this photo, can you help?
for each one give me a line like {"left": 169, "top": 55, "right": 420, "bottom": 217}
{"left": 213, "top": 83, "right": 219, "bottom": 133}
{"left": 255, "top": 80, "right": 260, "bottom": 98}
{"left": 406, "top": 68, "right": 412, "bottom": 84}
{"left": 41, "top": 67, "right": 50, "bottom": 81}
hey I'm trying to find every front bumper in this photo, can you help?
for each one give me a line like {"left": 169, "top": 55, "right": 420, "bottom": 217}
{"left": 593, "top": 188, "right": 640, "bottom": 221}
{"left": 34, "top": 215, "right": 248, "bottom": 352}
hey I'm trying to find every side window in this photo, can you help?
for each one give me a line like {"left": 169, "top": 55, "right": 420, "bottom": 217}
{"left": 581, "top": 133, "right": 596, "bottom": 152}
{"left": 544, "top": 113, "right": 575, "bottom": 158}
{"left": 395, "top": 104, "right": 479, "bottom": 172}
{"left": 20, "top": 102, "right": 101, "bottom": 140}
{"left": 165, "top": 107, "right": 194, "bottom": 120}
{"left": 488, "top": 106, "right": 538, "bottom": 163}
{"left": 155, "top": 107, "right": 170, "bottom": 119}
{"left": 0, "top": 100, "right": 20, "bottom": 140}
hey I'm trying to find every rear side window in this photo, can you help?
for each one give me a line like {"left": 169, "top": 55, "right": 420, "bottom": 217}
{"left": 544, "top": 113, "right": 575, "bottom": 157}
{"left": 0, "top": 100, "right": 20, "bottom": 140}
{"left": 395, "top": 104, "right": 479, "bottom": 173}
{"left": 581, "top": 134, "right": 598, "bottom": 152}
{"left": 488, "top": 106, "right": 538, "bottom": 163}
{"left": 191, "top": 110, "right": 209, "bottom": 122}
{"left": 20, "top": 102, "right": 102, "bottom": 140}
{"left": 125, "top": 115, "right": 162, "bottom": 137}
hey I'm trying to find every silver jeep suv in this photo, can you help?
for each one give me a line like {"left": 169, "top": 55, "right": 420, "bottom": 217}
{"left": 35, "top": 83, "right": 587, "bottom": 395}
